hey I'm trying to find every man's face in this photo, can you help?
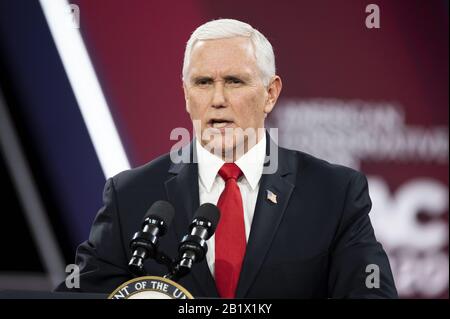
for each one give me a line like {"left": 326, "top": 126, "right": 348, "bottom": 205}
{"left": 183, "top": 37, "right": 281, "bottom": 160}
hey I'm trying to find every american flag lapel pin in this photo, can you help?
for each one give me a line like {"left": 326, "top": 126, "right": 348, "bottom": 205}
{"left": 266, "top": 190, "right": 277, "bottom": 204}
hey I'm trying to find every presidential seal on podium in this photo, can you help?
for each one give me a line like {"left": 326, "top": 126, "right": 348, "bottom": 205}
{"left": 108, "top": 276, "right": 194, "bottom": 299}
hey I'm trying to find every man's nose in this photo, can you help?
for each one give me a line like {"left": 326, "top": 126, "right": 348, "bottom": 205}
{"left": 211, "top": 82, "right": 226, "bottom": 108}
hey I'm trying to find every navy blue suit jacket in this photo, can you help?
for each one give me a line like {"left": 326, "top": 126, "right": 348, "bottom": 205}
{"left": 56, "top": 137, "right": 397, "bottom": 298}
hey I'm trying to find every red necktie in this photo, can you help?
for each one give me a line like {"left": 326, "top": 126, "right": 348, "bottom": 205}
{"left": 215, "top": 163, "right": 246, "bottom": 298}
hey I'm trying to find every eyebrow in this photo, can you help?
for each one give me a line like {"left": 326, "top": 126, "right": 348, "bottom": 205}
{"left": 224, "top": 75, "right": 246, "bottom": 82}
{"left": 191, "top": 76, "right": 213, "bottom": 83}
{"left": 191, "top": 73, "right": 251, "bottom": 83}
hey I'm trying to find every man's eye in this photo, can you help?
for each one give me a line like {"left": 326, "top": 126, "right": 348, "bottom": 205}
{"left": 195, "top": 79, "right": 212, "bottom": 85}
{"left": 226, "top": 78, "right": 243, "bottom": 85}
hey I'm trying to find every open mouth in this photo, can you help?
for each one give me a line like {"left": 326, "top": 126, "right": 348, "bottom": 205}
{"left": 207, "top": 119, "right": 234, "bottom": 129}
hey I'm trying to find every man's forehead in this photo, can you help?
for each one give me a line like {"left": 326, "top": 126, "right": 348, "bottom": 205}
{"left": 189, "top": 68, "right": 254, "bottom": 80}
{"left": 188, "top": 37, "right": 257, "bottom": 77}
{"left": 192, "top": 36, "right": 252, "bottom": 49}
{"left": 191, "top": 37, "right": 254, "bottom": 60}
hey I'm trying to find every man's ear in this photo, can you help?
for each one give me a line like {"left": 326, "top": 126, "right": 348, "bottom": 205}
{"left": 183, "top": 82, "right": 191, "bottom": 113}
{"left": 264, "top": 76, "right": 282, "bottom": 115}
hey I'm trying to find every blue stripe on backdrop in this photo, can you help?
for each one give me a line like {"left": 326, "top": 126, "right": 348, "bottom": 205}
{"left": 0, "top": 1, "right": 106, "bottom": 249}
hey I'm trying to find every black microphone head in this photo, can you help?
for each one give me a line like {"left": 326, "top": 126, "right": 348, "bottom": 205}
{"left": 193, "top": 203, "right": 221, "bottom": 234}
{"left": 144, "top": 200, "right": 175, "bottom": 227}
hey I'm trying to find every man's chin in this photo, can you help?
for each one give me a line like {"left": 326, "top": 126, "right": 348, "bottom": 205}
{"left": 201, "top": 138, "right": 233, "bottom": 152}
{"left": 200, "top": 137, "right": 238, "bottom": 159}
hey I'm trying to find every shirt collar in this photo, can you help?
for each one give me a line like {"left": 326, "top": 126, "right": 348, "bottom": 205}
{"left": 235, "top": 134, "right": 266, "bottom": 190}
{"left": 196, "top": 134, "right": 266, "bottom": 192}
{"left": 196, "top": 139, "right": 225, "bottom": 192}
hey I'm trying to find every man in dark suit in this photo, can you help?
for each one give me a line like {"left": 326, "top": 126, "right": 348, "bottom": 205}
{"left": 56, "top": 19, "right": 397, "bottom": 298}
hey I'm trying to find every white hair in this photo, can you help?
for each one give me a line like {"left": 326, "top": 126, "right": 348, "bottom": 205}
{"left": 182, "top": 19, "right": 276, "bottom": 87}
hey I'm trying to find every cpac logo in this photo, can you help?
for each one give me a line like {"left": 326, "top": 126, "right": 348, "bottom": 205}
{"left": 369, "top": 177, "right": 449, "bottom": 296}
{"left": 369, "top": 177, "right": 448, "bottom": 250}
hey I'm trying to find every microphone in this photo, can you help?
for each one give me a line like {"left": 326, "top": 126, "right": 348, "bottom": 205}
{"left": 128, "top": 200, "right": 175, "bottom": 276}
{"left": 166, "top": 203, "right": 220, "bottom": 281}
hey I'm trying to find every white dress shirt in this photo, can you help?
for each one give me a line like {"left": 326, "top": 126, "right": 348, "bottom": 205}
{"left": 196, "top": 135, "right": 266, "bottom": 278}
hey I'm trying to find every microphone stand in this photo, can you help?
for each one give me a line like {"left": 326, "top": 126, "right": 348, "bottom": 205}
{"left": 129, "top": 247, "right": 176, "bottom": 278}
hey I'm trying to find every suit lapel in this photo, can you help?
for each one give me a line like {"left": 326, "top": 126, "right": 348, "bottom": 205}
{"left": 236, "top": 137, "right": 297, "bottom": 298}
{"left": 164, "top": 142, "right": 219, "bottom": 297}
